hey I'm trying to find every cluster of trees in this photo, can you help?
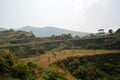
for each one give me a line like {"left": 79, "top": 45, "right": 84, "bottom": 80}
{"left": 108, "top": 28, "right": 120, "bottom": 35}
{"left": 55, "top": 53, "right": 120, "bottom": 80}
{"left": 7, "top": 45, "right": 45, "bottom": 58}
{"left": 0, "top": 49, "right": 67, "bottom": 80}
{"left": 50, "top": 33, "right": 73, "bottom": 40}
{"left": 85, "top": 28, "right": 120, "bottom": 38}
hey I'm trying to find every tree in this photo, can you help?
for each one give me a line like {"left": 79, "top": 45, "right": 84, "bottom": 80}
{"left": 0, "top": 49, "right": 17, "bottom": 75}
{"left": 108, "top": 29, "right": 113, "bottom": 35}
{"left": 50, "top": 35, "right": 56, "bottom": 40}
{"left": 12, "top": 62, "right": 31, "bottom": 80}
{"left": 88, "top": 33, "right": 96, "bottom": 38}
{"left": 10, "top": 28, "right": 14, "bottom": 32}
{"left": 62, "top": 33, "right": 72, "bottom": 40}
{"left": 75, "top": 35, "right": 80, "bottom": 39}
{"left": 115, "top": 28, "right": 120, "bottom": 34}
{"left": 98, "top": 29, "right": 104, "bottom": 36}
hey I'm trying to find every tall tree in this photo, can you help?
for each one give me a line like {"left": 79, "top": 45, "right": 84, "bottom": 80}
{"left": 108, "top": 29, "right": 113, "bottom": 34}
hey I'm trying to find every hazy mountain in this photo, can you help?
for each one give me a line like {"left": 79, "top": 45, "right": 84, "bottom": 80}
{"left": 20, "top": 26, "right": 89, "bottom": 37}
{"left": 0, "top": 28, "right": 6, "bottom": 31}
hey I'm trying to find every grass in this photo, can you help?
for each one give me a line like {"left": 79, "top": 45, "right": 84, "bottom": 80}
{"left": 20, "top": 50, "right": 120, "bottom": 80}
{"left": 21, "top": 50, "right": 120, "bottom": 67}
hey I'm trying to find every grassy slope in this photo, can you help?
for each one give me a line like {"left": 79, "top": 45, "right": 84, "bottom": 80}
{"left": 0, "top": 30, "right": 34, "bottom": 40}
{"left": 21, "top": 50, "right": 120, "bottom": 80}
{"left": 21, "top": 50, "right": 120, "bottom": 67}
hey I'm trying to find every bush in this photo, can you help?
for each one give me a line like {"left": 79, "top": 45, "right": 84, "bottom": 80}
{"left": 0, "top": 49, "right": 17, "bottom": 75}
{"left": 55, "top": 53, "right": 120, "bottom": 80}
{"left": 12, "top": 62, "right": 31, "bottom": 80}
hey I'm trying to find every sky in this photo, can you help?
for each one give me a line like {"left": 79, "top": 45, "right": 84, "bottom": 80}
{"left": 0, "top": 0, "right": 120, "bottom": 33}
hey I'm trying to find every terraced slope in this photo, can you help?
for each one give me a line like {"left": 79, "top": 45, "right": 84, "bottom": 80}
{"left": 21, "top": 50, "right": 120, "bottom": 67}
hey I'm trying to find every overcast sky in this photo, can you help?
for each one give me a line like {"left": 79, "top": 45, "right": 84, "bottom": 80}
{"left": 0, "top": 0, "right": 120, "bottom": 33}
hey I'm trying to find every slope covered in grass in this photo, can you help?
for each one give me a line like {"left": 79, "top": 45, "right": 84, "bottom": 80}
{"left": 0, "top": 29, "right": 35, "bottom": 40}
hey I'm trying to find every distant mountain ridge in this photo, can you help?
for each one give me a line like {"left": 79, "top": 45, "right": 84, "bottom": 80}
{"left": 0, "top": 28, "right": 7, "bottom": 31}
{"left": 0, "top": 26, "right": 89, "bottom": 37}
{"left": 20, "top": 26, "right": 89, "bottom": 37}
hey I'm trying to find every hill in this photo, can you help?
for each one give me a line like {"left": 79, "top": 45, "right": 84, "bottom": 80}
{"left": 20, "top": 26, "right": 89, "bottom": 37}
{"left": 0, "top": 27, "right": 7, "bottom": 31}
{"left": 22, "top": 50, "right": 120, "bottom": 80}
{"left": 0, "top": 29, "right": 35, "bottom": 40}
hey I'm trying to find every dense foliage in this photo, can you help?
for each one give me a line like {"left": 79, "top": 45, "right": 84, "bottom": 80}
{"left": 0, "top": 49, "right": 67, "bottom": 80}
{"left": 55, "top": 53, "right": 120, "bottom": 80}
{"left": 0, "top": 36, "right": 119, "bottom": 59}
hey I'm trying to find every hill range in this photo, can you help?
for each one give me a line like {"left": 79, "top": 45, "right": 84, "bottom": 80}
{"left": 0, "top": 26, "right": 89, "bottom": 37}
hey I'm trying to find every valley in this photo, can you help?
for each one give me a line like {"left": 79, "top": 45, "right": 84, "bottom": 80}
{"left": 0, "top": 0, "right": 120, "bottom": 79}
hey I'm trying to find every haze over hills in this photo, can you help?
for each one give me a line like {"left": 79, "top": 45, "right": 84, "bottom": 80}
{"left": 19, "top": 26, "right": 89, "bottom": 37}
{"left": 0, "top": 26, "right": 89, "bottom": 37}
{"left": 0, "top": 28, "right": 7, "bottom": 31}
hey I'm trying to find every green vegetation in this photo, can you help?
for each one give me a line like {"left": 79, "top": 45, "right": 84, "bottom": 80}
{"left": 0, "top": 31, "right": 119, "bottom": 59}
{"left": 0, "top": 29, "right": 36, "bottom": 45}
{"left": 0, "top": 28, "right": 120, "bottom": 80}
{"left": 0, "top": 49, "right": 67, "bottom": 80}
{"left": 54, "top": 53, "right": 120, "bottom": 80}
{"left": 0, "top": 29, "right": 35, "bottom": 40}
{"left": 50, "top": 33, "right": 72, "bottom": 40}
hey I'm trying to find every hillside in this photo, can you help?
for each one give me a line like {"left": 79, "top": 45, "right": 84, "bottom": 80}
{"left": 54, "top": 51, "right": 120, "bottom": 80}
{"left": 0, "top": 29, "right": 35, "bottom": 40}
{"left": 22, "top": 50, "right": 120, "bottom": 66}
{"left": 0, "top": 27, "right": 119, "bottom": 80}
{"left": 22, "top": 50, "right": 120, "bottom": 80}
{"left": 20, "top": 26, "right": 89, "bottom": 37}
